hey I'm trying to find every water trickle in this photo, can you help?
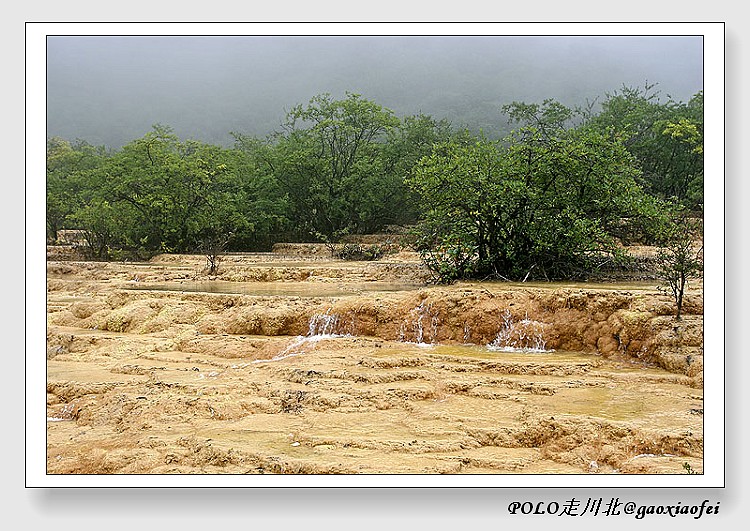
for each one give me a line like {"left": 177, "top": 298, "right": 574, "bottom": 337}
{"left": 254, "top": 309, "right": 345, "bottom": 363}
{"left": 487, "top": 309, "right": 551, "bottom": 352}
{"left": 463, "top": 322, "right": 472, "bottom": 343}
{"left": 253, "top": 335, "right": 309, "bottom": 363}
{"left": 399, "top": 300, "right": 440, "bottom": 345}
{"left": 308, "top": 309, "right": 340, "bottom": 337}
{"left": 47, "top": 402, "right": 76, "bottom": 422}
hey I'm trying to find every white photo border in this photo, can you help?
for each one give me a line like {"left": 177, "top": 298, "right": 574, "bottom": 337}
{"left": 27, "top": 21, "right": 725, "bottom": 489}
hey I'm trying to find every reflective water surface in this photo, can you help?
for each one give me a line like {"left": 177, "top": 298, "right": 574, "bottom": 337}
{"left": 124, "top": 280, "right": 424, "bottom": 297}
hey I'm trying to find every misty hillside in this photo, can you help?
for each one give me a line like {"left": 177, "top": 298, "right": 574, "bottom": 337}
{"left": 46, "top": 35, "right": 704, "bottom": 149}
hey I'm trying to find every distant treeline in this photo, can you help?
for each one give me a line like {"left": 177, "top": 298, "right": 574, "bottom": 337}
{"left": 47, "top": 84, "right": 703, "bottom": 281}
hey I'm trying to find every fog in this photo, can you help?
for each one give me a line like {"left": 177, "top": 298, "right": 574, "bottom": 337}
{"left": 46, "top": 35, "right": 704, "bottom": 149}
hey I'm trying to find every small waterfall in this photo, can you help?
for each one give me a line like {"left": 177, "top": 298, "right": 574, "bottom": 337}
{"left": 254, "top": 309, "right": 344, "bottom": 363}
{"left": 463, "top": 322, "right": 472, "bottom": 343}
{"left": 47, "top": 402, "right": 76, "bottom": 422}
{"left": 307, "top": 309, "right": 340, "bottom": 337}
{"left": 399, "top": 300, "right": 439, "bottom": 346}
{"left": 487, "top": 309, "right": 551, "bottom": 352}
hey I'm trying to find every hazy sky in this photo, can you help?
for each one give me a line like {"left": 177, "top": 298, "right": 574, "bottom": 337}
{"left": 46, "top": 34, "right": 704, "bottom": 149}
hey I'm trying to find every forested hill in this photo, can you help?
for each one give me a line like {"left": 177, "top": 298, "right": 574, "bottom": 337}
{"left": 46, "top": 36, "right": 703, "bottom": 150}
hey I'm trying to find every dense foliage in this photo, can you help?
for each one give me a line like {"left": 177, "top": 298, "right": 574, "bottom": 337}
{"left": 586, "top": 84, "right": 704, "bottom": 211}
{"left": 47, "top": 85, "right": 703, "bottom": 282}
{"left": 408, "top": 100, "right": 670, "bottom": 281}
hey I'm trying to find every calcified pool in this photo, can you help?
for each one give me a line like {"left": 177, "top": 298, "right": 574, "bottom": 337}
{"left": 123, "top": 280, "right": 424, "bottom": 297}
{"left": 45, "top": 255, "right": 704, "bottom": 476}
{"left": 46, "top": 325, "right": 702, "bottom": 475}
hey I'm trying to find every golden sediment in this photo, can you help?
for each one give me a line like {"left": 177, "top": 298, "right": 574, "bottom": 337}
{"left": 45, "top": 252, "right": 703, "bottom": 475}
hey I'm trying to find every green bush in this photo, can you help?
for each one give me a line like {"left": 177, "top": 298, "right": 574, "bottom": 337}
{"left": 336, "top": 243, "right": 385, "bottom": 261}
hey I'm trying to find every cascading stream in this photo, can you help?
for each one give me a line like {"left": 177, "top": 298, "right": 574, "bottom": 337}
{"left": 399, "top": 300, "right": 440, "bottom": 346}
{"left": 256, "top": 303, "right": 553, "bottom": 364}
{"left": 254, "top": 309, "right": 345, "bottom": 363}
{"left": 487, "top": 309, "right": 551, "bottom": 352}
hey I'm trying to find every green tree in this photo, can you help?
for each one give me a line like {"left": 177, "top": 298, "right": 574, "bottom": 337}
{"left": 229, "top": 138, "right": 292, "bottom": 250}
{"left": 266, "top": 92, "right": 401, "bottom": 240}
{"left": 70, "top": 199, "right": 130, "bottom": 260}
{"left": 378, "top": 113, "right": 457, "bottom": 228}
{"left": 655, "top": 214, "right": 704, "bottom": 320}
{"left": 46, "top": 137, "right": 108, "bottom": 242}
{"left": 83, "top": 125, "right": 248, "bottom": 257}
{"left": 587, "top": 84, "right": 704, "bottom": 210}
{"left": 408, "top": 100, "right": 667, "bottom": 282}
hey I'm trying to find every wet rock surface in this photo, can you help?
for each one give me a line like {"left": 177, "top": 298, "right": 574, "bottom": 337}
{"left": 45, "top": 252, "right": 703, "bottom": 475}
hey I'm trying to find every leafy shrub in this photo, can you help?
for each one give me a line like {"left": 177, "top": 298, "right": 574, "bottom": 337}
{"left": 336, "top": 243, "right": 386, "bottom": 261}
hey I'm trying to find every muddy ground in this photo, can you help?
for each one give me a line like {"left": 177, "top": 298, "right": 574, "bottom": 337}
{"left": 45, "top": 248, "right": 703, "bottom": 475}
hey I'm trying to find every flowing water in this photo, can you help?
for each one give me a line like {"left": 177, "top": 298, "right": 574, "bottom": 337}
{"left": 124, "top": 280, "right": 423, "bottom": 297}
{"left": 44, "top": 254, "right": 704, "bottom": 476}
